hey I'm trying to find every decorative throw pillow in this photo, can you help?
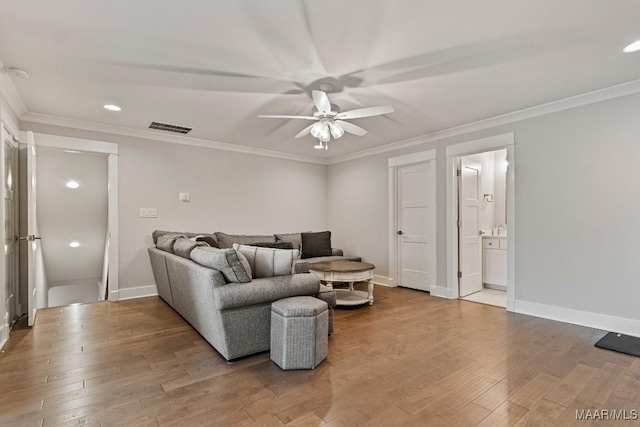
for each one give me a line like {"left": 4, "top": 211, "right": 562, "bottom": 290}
{"left": 250, "top": 241, "right": 295, "bottom": 250}
{"left": 174, "top": 238, "right": 207, "bottom": 259}
{"left": 156, "top": 234, "right": 187, "bottom": 253}
{"left": 153, "top": 230, "right": 198, "bottom": 244}
{"left": 215, "top": 232, "right": 276, "bottom": 249}
{"left": 275, "top": 232, "right": 305, "bottom": 251}
{"left": 190, "top": 247, "right": 252, "bottom": 283}
{"left": 301, "top": 231, "right": 332, "bottom": 259}
{"left": 194, "top": 235, "right": 219, "bottom": 248}
{"left": 233, "top": 244, "right": 300, "bottom": 279}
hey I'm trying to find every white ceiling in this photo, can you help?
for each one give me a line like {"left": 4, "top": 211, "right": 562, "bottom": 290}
{"left": 1, "top": 0, "right": 640, "bottom": 159}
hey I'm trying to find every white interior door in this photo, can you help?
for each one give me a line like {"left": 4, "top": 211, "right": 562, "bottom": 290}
{"left": 459, "top": 158, "right": 482, "bottom": 297}
{"left": 4, "top": 129, "right": 19, "bottom": 325}
{"left": 397, "top": 162, "right": 432, "bottom": 291}
{"left": 26, "top": 131, "right": 41, "bottom": 326}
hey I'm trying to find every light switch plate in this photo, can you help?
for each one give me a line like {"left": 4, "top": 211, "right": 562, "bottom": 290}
{"left": 139, "top": 208, "right": 157, "bottom": 218}
{"left": 179, "top": 192, "right": 190, "bottom": 202}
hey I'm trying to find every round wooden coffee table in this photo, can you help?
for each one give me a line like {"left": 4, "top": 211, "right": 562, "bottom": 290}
{"left": 308, "top": 261, "right": 376, "bottom": 306}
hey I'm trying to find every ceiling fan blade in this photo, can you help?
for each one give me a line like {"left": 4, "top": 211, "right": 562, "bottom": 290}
{"left": 312, "top": 90, "right": 331, "bottom": 115}
{"left": 336, "top": 105, "right": 395, "bottom": 120}
{"left": 258, "top": 115, "right": 318, "bottom": 120}
{"left": 335, "top": 120, "right": 368, "bottom": 136}
{"left": 295, "top": 123, "right": 316, "bottom": 138}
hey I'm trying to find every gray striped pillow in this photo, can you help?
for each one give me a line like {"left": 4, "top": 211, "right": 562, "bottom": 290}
{"left": 233, "top": 244, "right": 299, "bottom": 279}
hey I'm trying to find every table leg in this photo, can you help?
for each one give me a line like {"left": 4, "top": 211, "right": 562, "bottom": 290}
{"left": 325, "top": 280, "right": 334, "bottom": 289}
{"left": 348, "top": 281, "right": 354, "bottom": 292}
{"left": 368, "top": 279, "right": 374, "bottom": 305}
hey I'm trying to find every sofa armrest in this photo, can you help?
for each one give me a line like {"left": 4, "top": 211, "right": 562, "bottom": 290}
{"left": 331, "top": 248, "right": 343, "bottom": 256}
{"left": 214, "top": 273, "right": 320, "bottom": 310}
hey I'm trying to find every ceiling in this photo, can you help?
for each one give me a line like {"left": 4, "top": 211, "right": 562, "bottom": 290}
{"left": 1, "top": 0, "right": 640, "bottom": 159}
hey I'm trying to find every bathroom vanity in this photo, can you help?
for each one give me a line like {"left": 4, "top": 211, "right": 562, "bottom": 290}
{"left": 482, "top": 235, "right": 507, "bottom": 289}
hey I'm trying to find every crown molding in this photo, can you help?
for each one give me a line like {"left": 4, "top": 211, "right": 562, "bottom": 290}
{"left": 20, "top": 112, "right": 329, "bottom": 165}
{"left": 328, "top": 78, "right": 640, "bottom": 165}
{"left": 0, "top": 59, "right": 28, "bottom": 120}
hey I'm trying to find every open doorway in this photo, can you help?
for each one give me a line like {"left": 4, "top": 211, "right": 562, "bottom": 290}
{"left": 446, "top": 133, "right": 515, "bottom": 311}
{"left": 457, "top": 149, "right": 508, "bottom": 308}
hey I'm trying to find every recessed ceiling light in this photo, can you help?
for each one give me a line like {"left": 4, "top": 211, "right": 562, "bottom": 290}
{"left": 103, "top": 104, "right": 122, "bottom": 112}
{"left": 623, "top": 40, "right": 640, "bottom": 53}
{"left": 66, "top": 180, "right": 79, "bottom": 189}
{"left": 69, "top": 241, "right": 80, "bottom": 248}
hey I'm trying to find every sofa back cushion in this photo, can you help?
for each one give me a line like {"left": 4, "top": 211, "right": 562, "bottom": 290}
{"left": 233, "top": 244, "right": 299, "bottom": 279}
{"left": 173, "top": 238, "right": 208, "bottom": 259}
{"left": 156, "top": 234, "right": 187, "bottom": 253}
{"left": 190, "top": 247, "right": 252, "bottom": 283}
{"left": 153, "top": 230, "right": 217, "bottom": 245}
{"left": 274, "top": 232, "right": 304, "bottom": 251}
{"left": 215, "top": 232, "right": 276, "bottom": 249}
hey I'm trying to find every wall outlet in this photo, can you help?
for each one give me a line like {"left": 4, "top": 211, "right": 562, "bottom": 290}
{"left": 179, "top": 192, "right": 190, "bottom": 202}
{"left": 139, "top": 208, "right": 157, "bottom": 218}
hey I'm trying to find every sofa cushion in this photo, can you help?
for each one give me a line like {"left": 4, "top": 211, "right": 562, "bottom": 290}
{"left": 213, "top": 273, "right": 320, "bottom": 310}
{"left": 156, "top": 234, "right": 187, "bottom": 253}
{"left": 301, "top": 231, "right": 333, "bottom": 259}
{"left": 215, "top": 232, "right": 276, "bottom": 249}
{"left": 194, "top": 235, "right": 219, "bottom": 248}
{"left": 275, "top": 232, "right": 304, "bottom": 251}
{"left": 190, "top": 247, "right": 252, "bottom": 283}
{"left": 233, "top": 244, "right": 299, "bottom": 279}
{"left": 249, "top": 241, "right": 294, "bottom": 250}
{"left": 153, "top": 230, "right": 200, "bottom": 244}
{"left": 173, "top": 238, "right": 208, "bottom": 259}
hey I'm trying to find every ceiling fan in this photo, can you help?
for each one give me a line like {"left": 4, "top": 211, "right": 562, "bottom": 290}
{"left": 258, "top": 83, "right": 394, "bottom": 150}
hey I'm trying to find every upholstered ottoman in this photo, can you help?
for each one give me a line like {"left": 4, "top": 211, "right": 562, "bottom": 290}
{"left": 270, "top": 296, "right": 328, "bottom": 370}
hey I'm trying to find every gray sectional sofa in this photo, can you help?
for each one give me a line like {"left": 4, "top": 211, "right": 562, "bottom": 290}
{"left": 148, "top": 230, "right": 361, "bottom": 361}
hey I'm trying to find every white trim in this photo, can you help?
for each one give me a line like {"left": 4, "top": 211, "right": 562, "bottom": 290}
{"left": 388, "top": 151, "right": 437, "bottom": 292}
{"left": 36, "top": 133, "right": 118, "bottom": 155}
{"left": 329, "top": 78, "right": 640, "bottom": 164}
{"left": 21, "top": 113, "right": 327, "bottom": 165}
{"left": 445, "top": 133, "right": 516, "bottom": 309}
{"left": 372, "top": 275, "right": 394, "bottom": 287}
{"left": 388, "top": 149, "right": 436, "bottom": 167}
{"left": 445, "top": 133, "right": 514, "bottom": 157}
{"left": 0, "top": 59, "right": 28, "bottom": 119}
{"left": 107, "top": 154, "right": 119, "bottom": 302}
{"left": 0, "top": 323, "right": 7, "bottom": 350}
{"left": 116, "top": 285, "right": 158, "bottom": 301}
{"left": 515, "top": 300, "right": 640, "bottom": 337}
{"left": 430, "top": 285, "right": 456, "bottom": 299}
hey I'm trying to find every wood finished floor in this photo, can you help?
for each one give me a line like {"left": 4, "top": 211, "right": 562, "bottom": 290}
{"left": 1, "top": 285, "right": 639, "bottom": 427}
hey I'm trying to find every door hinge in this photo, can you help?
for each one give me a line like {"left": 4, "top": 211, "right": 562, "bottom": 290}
{"left": 457, "top": 271, "right": 462, "bottom": 279}
{"left": 457, "top": 220, "right": 462, "bottom": 228}
{"left": 456, "top": 169, "right": 461, "bottom": 176}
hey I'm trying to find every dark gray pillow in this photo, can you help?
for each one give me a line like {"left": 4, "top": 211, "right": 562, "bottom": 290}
{"left": 301, "top": 231, "right": 332, "bottom": 259}
{"left": 195, "top": 235, "right": 219, "bottom": 248}
{"left": 249, "top": 241, "right": 295, "bottom": 249}
{"left": 215, "top": 232, "right": 276, "bottom": 249}
{"left": 275, "top": 232, "right": 305, "bottom": 251}
{"left": 190, "top": 247, "right": 252, "bottom": 283}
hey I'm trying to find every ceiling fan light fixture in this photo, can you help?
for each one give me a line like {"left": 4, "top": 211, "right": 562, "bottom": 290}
{"left": 309, "top": 122, "right": 323, "bottom": 139}
{"left": 314, "top": 142, "right": 324, "bottom": 149}
{"left": 623, "top": 40, "right": 640, "bottom": 53}
{"left": 329, "top": 122, "right": 345, "bottom": 139}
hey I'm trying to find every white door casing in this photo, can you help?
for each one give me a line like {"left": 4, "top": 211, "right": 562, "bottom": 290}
{"left": 3, "top": 128, "right": 19, "bottom": 325}
{"left": 458, "top": 158, "right": 482, "bottom": 297}
{"left": 26, "top": 131, "right": 40, "bottom": 325}
{"left": 397, "top": 162, "right": 432, "bottom": 291}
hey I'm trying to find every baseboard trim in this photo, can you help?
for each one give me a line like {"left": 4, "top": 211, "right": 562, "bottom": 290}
{"left": 430, "top": 285, "right": 456, "bottom": 299}
{"left": 484, "top": 284, "right": 507, "bottom": 292}
{"left": 373, "top": 275, "right": 395, "bottom": 287}
{"left": 116, "top": 286, "right": 158, "bottom": 301}
{"left": 515, "top": 300, "right": 640, "bottom": 337}
{"left": 0, "top": 323, "right": 8, "bottom": 351}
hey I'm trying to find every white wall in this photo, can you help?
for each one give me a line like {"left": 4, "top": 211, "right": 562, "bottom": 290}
{"left": 328, "top": 93, "right": 640, "bottom": 328}
{"left": 36, "top": 147, "right": 108, "bottom": 288}
{"left": 20, "top": 123, "right": 329, "bottom": 297}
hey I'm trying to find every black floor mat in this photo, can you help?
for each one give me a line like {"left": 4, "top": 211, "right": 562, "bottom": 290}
{"left": 595, "top": 332, "right": 640, "bottom": 357}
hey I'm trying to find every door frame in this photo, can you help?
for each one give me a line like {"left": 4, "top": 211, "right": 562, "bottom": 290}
{"left": 446, "top": 133, "right": 515, "bottom": 311}
{"left": 30, "top": 134, "right": 120, "bottom": 302}
{"left": 388, "top": 149, "right": 437, "bottom": 290}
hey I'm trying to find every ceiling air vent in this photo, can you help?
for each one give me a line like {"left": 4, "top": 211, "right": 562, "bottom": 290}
{"left": 148, "top": 121, "right": 192, "bottom": 134}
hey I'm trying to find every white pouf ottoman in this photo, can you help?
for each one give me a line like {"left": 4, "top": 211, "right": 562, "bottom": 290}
{"left": 270, "top": 296, "right": 328, "bottom": 370}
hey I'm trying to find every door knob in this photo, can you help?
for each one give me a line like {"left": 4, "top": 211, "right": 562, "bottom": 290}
{"left": 397, "top": 230, "right": 403, "bottom": 235}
